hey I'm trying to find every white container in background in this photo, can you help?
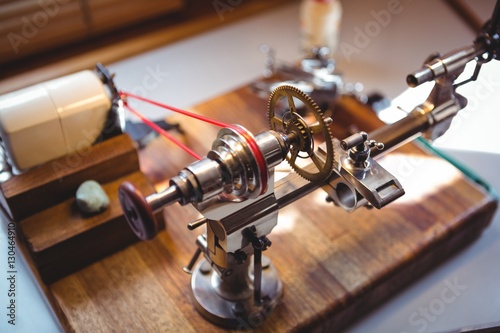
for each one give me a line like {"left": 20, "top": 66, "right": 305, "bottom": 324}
{"left": 300, "top": 0, "right": 343, "bottom": 58}
{"left": 0, "top": 70, "right": 112, "bottom": 171}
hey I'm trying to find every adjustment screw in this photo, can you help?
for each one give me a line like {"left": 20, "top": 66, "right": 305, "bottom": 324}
{"left": 234, "top": 250, "right": 248, "bottom": 265}
{"left": 232, "top": 302, "right": 247, "bottom": 316}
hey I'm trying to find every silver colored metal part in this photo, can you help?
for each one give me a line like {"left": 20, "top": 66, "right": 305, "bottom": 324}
{"left": 145, "top": 125, "right": 287, "bottom": 214}
{"left": 188, "top": 217, "right": 208, "bottom": 230}
{"left": 146, "top": 183, "right": 180, "bottom": 212}
{"left": 254, "top": 131, "right": 289, "bottom": 169}
{"left": 332, "top": 138, "right": 404, "bottom": 211}
{"left": 340, "top": 131, "right": 385, "bottom": 169}
{"left": 209, "top": 126, "right": 262, "bottom": 199}
{"left": 406, "top": 46, "right": 481, "bottom": 87}
{"left": 186, "top": 158, "right": 225, "bottom": 202}
{"left": 405, "top": 43, "right": 479, "bottom": 143}
{"left": 252, "top": 45, "right": 369, "bottom": 110}
{"left": 191, "top": 257, "right": 282, "bottom": 329}
{"left": 327, "top": 178, "right": 366, "bottom": 212}
{"left": 413, "top": 79, "right": 467, "bottom": 141}
{"left": 140, "top": 122, "right": 288, "bottom": 328}
{"left": 290, "top": 137, "right": 405, "bottom": 212}
{"left": 127, "top": 81, "right": 474, "bottom": 327}
{"left": 210, "top": 194, "right": 279, "bottom": 255}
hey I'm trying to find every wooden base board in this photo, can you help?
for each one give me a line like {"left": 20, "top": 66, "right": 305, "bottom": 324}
{"left": 0, "top": 134, "right": 165, "bottom": 283}
{"left": 18, "top": 171, "right": 163, "bottom": 284}
{"left": 48, "top": 143, "right": 497, "bottom": 332}
{"left": 17, "top": 86, "right": 498, "bottom": 332}
{"left": 0, "top": 134, "right": 140, "bottom": 221}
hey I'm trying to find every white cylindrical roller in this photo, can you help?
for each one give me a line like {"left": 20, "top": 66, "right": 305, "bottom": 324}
{"left": 0, "top": 70, "right": 112, "bottom": 171}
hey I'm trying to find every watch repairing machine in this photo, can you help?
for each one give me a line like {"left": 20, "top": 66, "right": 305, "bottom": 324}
{"left": 0, "top": 1, "right": 499, "bottom": 329}
{"left": 118, "top": 2, "right": 500, "bottom": 326}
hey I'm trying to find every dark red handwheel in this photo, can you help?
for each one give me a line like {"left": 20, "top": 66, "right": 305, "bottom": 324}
{"left": 118, "top": 181, "right": 158, "bottom": 240}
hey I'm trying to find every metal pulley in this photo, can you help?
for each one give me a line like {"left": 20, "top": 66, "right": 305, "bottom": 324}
{"left": 119, "top": 85, "right": 335, "bottom": 240}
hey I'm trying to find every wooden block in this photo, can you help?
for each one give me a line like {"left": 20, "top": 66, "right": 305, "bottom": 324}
{"left": 0, "top": 134, "right": 139, "bottom": 221}
{"left": 18, "top": 171, "right": 164, "bottom": 284}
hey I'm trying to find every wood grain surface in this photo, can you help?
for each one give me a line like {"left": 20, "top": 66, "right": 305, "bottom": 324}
{"left": 39, "top": 85, "right": 497, "bottom": 332}
{"left": 0, "top": 0, "right": 292, "bottom": 95}
{"left": 0, "top": 134, "right": 139, "bottom": 221}
{"left": 18, "top": 171, "right": 163, "bottom": 284}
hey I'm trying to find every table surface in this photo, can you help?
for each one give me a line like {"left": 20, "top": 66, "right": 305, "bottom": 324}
{"left": 1, "top": 0, "right": 500, "bottom": 332}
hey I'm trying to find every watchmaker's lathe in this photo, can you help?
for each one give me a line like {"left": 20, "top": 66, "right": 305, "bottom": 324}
{"left": 0, "top": 1, "right": 498, "bottom": 332}
{"left": 119, "top": 84, "right": 406, "bottom": 327}
{"left": 118, "top": 69, "right": 473, "bottom": 326}
{"left": 118, "top": 0, "right": 500, "bottom": 328}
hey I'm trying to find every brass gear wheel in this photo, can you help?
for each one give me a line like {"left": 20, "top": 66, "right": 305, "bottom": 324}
{"left": 268, "top": 85, "right": 334, "bottom": 182}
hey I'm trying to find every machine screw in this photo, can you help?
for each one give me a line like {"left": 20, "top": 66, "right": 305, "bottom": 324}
{"left": 232, "top": 302, "right": 247, "bottom": 316}
{"left": 234, "top": 250, "right": 248, "bottom": 265}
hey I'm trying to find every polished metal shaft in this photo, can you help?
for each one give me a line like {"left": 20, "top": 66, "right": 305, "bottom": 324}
{"left": 146, "top": 185, "right": 180, "bottom": 213}
{"left": 406, "top": 46, "right": 483, "bottom": 87}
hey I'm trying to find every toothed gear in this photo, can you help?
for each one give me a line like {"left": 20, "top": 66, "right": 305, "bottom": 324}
{"left": 285, "top": 118, "right": 311, "bottom": 155}
{"left": 268, "top": 85, "right": 334, "bottom": 182}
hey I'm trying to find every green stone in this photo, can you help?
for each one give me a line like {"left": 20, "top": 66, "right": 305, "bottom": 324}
{"left": 76, "top": 180, "right": 110, "bottom": 215}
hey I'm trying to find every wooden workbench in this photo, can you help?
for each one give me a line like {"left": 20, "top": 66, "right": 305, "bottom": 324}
{"left": 19, "top": 84, "right": 499, "bottom": 332}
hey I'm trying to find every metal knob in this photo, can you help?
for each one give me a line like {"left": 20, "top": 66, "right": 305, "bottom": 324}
{"left": 340, "top": 131, "right": 384, "bottom": 168}
{"left": 118, "top": 181, "right": 159, "bottom": 240}
{"left": 340, "top": 132, "right": 384, "bottom": 152}
{"left": 340, "top": 131, "right": 369, "bottom": 151}
{"left": 367, "top": 140, "right": 384, "bottom": 151}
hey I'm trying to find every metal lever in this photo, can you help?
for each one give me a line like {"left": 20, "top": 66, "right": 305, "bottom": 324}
{"left": 244, "top": 227, "right": 272, "bottom": 305}
{"left": 188, "top": 218, "right": 208, "bottom": 230}
{"left": 183, "top": 248, "right": 202, "bottom": 274}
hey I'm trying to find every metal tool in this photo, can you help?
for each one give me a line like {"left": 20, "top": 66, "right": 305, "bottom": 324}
{"left": 404, "top": 0, "right": 500, "bottom": 142}
{"left": 119, "top": 84, "right": 405, "bottom": 328}
{"left": 251, "top": 45, "right": 366, "bottom": 111}
{"left": 119, "top": 0, "right": 500, "bottom": 327}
